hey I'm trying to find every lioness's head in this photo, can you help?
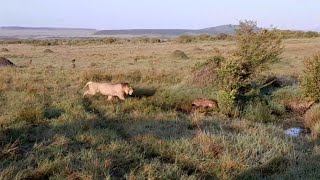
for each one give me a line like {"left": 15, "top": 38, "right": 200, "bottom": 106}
{"left": 121, "top": 83, "right": 134, "bottom": 95}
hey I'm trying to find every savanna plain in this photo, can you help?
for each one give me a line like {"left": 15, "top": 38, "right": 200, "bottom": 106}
{"left": 1, "top": 33, "right": 320, "bottom": 179}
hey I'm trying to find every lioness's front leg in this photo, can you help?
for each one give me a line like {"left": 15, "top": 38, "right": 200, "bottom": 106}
{"left": 107, "top": 96, "right": 113, "bottom": 101}
{"left": 117, "top": 94, "right": 125, "bottom": 100}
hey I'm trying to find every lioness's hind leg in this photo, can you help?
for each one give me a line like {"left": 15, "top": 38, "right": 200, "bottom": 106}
{"left": 83, "top": 90, "right": 95, "bottom": 97}
{"left": 83, "top": 91, "right": 90, "bottom": 97}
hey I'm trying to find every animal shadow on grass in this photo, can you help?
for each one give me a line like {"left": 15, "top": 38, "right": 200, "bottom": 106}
{"left": 233, "top": 156, "right": 290, "bottom": 179}
{"left": 234, "top": 154, "right": 320, "bottom": 179}
{"left": 130, "top": 87, "right": 156, "bottom": 98}
{"left": 80, "top": 97, "right": 217, "bottom": 179}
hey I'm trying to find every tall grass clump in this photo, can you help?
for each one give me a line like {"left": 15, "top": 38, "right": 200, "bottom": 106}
{"left": 15, "top": 106, "right": 45, "bottom": 124}
{"left": 301, "top": 52, "right": 320, "bottom": 101}
{"left": 304, "top": 104, "right": 320, "bottom": 139}
{"left": 244, "top": 99, "right": 275, "bottom": 123}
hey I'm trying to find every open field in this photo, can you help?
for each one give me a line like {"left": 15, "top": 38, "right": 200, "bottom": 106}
{"left": 1, "top": 38, "right": 320, "bottom": 179}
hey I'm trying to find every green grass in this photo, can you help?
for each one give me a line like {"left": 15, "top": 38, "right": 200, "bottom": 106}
{"left": 1, "top": 38, "right": 320, "bottom": 179}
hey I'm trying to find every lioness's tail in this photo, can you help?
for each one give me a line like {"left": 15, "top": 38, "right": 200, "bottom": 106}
{"left": 83, "top": 81, "right": 93, "bottom": 90}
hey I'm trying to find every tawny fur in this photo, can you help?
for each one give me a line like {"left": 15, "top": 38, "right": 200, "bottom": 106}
{"left": 192, "top": 98, "right": 219, "bottom": 109}
{"left": 83, "top": 81, "right": 133, "bottom": 100}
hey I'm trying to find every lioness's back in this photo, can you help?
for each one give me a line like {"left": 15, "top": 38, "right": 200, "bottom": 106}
{"left": 97, "top": 83, "right": 124, "bottom": 94}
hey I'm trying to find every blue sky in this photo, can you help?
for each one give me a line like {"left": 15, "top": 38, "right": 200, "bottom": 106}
{"left": 0, "top": 0, "right": 319, "bottom": 30}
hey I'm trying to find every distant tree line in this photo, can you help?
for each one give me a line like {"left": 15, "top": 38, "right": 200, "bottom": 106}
{"left": 0, "top": 30, "right": 318, "bottom": 45}
{"left": 175, "top": 30, "right": 320, "bottom": 43}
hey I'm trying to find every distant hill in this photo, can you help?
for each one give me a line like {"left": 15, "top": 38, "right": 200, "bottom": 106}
{"left": 94, "top": 24, "right": 238, "bottom": 36}
{"left": 0, "top": 26, "right": 97, "bottom": 39}
{"left": 0, "top": 26, "right": 96, "bottom": 31}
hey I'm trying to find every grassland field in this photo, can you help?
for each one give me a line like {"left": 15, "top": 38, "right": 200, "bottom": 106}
{"left": 1, "top": 37, "right": 320, "bottom": 179}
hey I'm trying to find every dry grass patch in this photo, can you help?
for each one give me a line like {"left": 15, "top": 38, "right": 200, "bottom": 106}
{"left": 193, "top": 47, "right": 205, "bottom": 52}
{"left": 194, "top": 131, "right": 224, "bottom": 157}
{"left": 0, "top": 48, "right": 9, "bottom": 52}
{"left": 304, "top": 104, "right": 320, "bottom": 139}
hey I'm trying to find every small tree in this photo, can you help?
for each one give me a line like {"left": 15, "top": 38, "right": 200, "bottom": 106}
{"left": 215, "top": 21, "right": 283, "bottom": 95}
{"left": 301, "top": 52, "right": 320, "bottom": 101}
{"left": 205, "top": 21, "right": 283, "bottom": 116}
{"left": 234, "top": 20, "right": 283, "bottom": 80}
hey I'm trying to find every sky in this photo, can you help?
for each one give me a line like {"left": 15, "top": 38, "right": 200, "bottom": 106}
{"left": 0, "top": 0, "right": 319, "bottom": 30}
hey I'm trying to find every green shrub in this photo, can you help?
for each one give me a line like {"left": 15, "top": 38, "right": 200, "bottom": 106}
{"left": 216, "top": 90, "right": 237, "bottom": 116}
{"left": 214, "top": 21, "right": 283, "bottom": 94}
{"left": 223, "top": 21, "right": 282, "bottom": 94}
{"left": 234, "top": 20, "right": 283, "bottom": 77}
{"left": 301, "top": 52, "right": 320, "bottom": 101}
{"left": 195, "top": 20, "right": 283, "bottom": 116}
{"left": 244, "top": 99, "right": 275, "bottom": 123}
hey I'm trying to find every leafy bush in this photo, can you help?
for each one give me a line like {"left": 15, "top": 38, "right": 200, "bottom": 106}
{"left": 214, "top": 21, "right": 283, "bottom": 93}
{"left": 301, "top": 52, "right": 320, "bottom": 101}
{"left": 234, "top": 21, "right": 283, "bottom": 77}
{"left": 216, "top": 90, "right": 237, "bottom": 116}
{"left": 194, "top": 20, "right": 283, "bottom": 117}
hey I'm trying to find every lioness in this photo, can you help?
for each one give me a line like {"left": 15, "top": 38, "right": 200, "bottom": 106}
{"left": 83, "top": 81, "right": 133, "bottom": 100}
